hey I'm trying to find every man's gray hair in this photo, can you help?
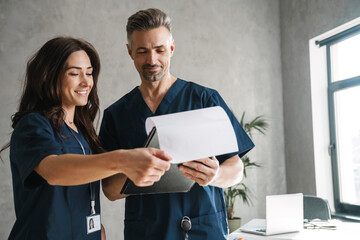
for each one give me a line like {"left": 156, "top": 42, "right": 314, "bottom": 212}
{"left": 126, "top": 8, "right": 172, "bottom": 47}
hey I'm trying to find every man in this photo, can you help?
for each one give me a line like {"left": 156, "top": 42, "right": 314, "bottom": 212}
{"left": 100, "top": 8, "right": 254, "bottom": 239}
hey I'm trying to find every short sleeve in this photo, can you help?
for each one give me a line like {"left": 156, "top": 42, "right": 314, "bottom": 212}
{"left": 99, "top": 109, "right": 119, "bottom": 151}
{"left": 204, "top": 90, "right": 255, "bottom": 162}
{"left": 10, "top": 113, "right": 63, "bottom": 188}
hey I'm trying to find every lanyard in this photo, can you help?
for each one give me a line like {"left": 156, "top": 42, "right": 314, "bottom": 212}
{"left": 66, "top": 124, "right": 96, "bottom": 215}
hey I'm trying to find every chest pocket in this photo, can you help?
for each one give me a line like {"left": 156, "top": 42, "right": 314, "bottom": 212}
{"left": 59, "top": 136, "right": 91, "bottom": 155}
{"left": 188, "top": 211, "right": 228, "bottom": 239}
{"left": 61, "top": 146, "right": 87, "bottom": 155}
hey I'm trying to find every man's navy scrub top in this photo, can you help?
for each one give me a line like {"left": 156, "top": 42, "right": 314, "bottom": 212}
{"left": 9, "top": 113, "right": 101, "bottom": 240}
{"left": 100, "top": 79, "right": 254, "bottom": 240}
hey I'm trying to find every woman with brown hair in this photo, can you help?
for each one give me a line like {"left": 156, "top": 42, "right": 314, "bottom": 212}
{"left": 1, "top": 37, "right": 171, "bottom": 240}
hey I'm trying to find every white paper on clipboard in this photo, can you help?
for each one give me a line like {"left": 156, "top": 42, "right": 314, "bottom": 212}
{"left": 145, "top": 106, "right": 238, "bottom": 164}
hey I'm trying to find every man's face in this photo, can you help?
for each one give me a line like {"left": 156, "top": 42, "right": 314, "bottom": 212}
{"left": 127, "top": 26, "right": 174, "bottom": 82}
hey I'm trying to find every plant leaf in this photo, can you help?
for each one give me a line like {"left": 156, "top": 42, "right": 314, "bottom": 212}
{"left": 224, "top": 111, "right": 268, "bottom": 218}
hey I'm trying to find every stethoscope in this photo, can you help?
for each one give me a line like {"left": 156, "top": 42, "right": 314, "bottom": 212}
{"left": 181, "top": 216, "right": 192, "bottom": 240}
{"left": 65, "top": 124, "right": 96, "bottom": 215}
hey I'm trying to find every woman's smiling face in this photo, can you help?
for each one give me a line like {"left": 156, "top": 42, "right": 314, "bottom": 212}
{"left": 60, "top": 50, "right": 93, "bottom": 113}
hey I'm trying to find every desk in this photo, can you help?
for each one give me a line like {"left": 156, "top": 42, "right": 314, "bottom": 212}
{"left": 228, "top": 221, "right": 360, "bottom": 240}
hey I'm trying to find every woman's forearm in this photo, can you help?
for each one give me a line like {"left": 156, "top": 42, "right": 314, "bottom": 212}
{"left": 34, "top": 148, "right": 171, "bottom": 187}
{"left": 35, "top": 151, "right": 120, "bottom": 186}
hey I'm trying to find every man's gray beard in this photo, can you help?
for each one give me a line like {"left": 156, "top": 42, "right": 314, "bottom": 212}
{"left": 143, "top": 71, "right": 165, "bottom": 82}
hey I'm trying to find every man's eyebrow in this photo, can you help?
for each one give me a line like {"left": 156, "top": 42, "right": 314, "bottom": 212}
{"left": 136, "top": 45, "right": 166, "bottom": 51}
{"left": 136, "top": 47, "right": 148, "bottom": 51}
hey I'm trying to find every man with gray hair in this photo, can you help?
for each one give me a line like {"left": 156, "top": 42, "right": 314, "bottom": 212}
{"left": 100, "top": 8, "right": 254, "bottom": 239}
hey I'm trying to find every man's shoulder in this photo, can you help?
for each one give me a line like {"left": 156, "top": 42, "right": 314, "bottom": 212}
{"left": 180, "top": 79, "right": 220, "bottom": 102}
{"left": 104, "top": 87, "right": 138, "bottom": 113}
{"left": 180, "top": 79, "right": 217, "bottom": 94}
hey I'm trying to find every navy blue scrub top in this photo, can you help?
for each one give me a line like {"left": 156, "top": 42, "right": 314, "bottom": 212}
{"left": 9, "top": 113, "right": 101, "bottom": 240}
{"left": 100, "top": 79, "right": 254, "bottom": 240}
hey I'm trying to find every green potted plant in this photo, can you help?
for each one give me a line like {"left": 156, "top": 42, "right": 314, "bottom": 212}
{"left": 224, "top": 112, "right": 268, "bottom": 233}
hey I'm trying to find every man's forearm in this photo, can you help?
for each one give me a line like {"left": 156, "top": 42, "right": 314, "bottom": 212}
{"left": 102, "top": 173, "right": 128, "bottom": 201}
{"left": 210, "top": 155, "right": 244, "bottom": 188}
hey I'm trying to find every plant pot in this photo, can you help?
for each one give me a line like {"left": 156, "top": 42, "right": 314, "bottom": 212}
{"left": 228, "top": 217, "right": 241, "bottom": 233}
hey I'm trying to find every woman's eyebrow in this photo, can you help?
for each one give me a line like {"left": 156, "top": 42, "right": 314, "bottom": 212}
{"left": 65, "top": 66, "right": 93, "bottom": 70}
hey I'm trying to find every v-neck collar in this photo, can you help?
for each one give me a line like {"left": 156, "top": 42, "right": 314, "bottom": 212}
{"left": 135, "top": 78, "right": 186, "bottom": 117}
{"left": 64, "top": 122, "right": 80, "bottom": 135}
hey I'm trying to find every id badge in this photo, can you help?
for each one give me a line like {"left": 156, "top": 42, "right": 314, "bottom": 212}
{"left": 86, "top": 214, "right": 101, "bottom": 234}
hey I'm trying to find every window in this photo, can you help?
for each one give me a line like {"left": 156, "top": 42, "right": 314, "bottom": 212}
{"left": 317, "top": 25, "right": 360, "bottom": 217}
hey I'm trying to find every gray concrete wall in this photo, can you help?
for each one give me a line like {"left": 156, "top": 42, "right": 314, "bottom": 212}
{"left": 0, "top": 0, "right": 285, "bottom": 239}
{"left": 280, "top": 0, "right": 360, "bottom": 195}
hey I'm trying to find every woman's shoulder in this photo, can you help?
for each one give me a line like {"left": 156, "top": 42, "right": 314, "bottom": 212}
{"left": 17, "top": 112, "right": 50, "bottom": 124}
{"left": 14, "top": 112, "right": 53, "bottom": 133}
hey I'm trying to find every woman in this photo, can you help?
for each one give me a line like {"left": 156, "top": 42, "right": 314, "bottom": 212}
{"left": 1, "top": 37, "right": 171, "bottom": 239}
{"left": 89, "top": 218, "right": 95, "bottom": 230}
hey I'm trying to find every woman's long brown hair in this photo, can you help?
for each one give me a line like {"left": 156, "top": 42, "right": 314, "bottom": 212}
{"left": 1, "top": 37, "right": 104, "bottom": 155}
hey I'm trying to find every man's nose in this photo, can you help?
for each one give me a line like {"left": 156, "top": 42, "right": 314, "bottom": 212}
{"left": 146, "top": 51, "right": 157, "bottom": 65}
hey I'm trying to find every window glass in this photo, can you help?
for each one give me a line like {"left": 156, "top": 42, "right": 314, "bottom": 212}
{"left": 331, "top": 34, "right": 360, "bottom": 82}
{"left": 333, "top": 86, "right": 360, "bottom": 205}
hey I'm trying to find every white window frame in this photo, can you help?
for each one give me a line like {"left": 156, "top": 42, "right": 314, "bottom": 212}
{"left": 309, "top": 17, "right": 360, "bottom": 216}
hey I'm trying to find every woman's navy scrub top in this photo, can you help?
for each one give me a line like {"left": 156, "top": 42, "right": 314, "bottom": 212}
{"left": 100, "top": 79, "right": 254, "bottom": 240}
{"left": 8, "top": 113, "right": 101, "bottom": 240}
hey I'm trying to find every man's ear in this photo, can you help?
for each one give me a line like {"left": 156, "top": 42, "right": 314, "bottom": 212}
{"left": 170, "top": 39, "right": 175, "bottom": 57}
{"left": 126, "top": 44, "right": 134, "bottom": 60}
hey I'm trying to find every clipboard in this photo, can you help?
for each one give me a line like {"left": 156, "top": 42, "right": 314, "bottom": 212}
{"left": 120, "top": 127, "right": 195, "bottom": 195}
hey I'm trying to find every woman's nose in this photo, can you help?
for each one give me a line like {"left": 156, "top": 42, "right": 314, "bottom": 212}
{"left": 80, "top": 73, "right": 92, "bottom": 86}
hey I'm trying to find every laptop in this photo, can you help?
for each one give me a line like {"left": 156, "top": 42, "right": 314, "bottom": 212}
{"left": 240, "top": 193, "right": 303, "bottom": 235}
